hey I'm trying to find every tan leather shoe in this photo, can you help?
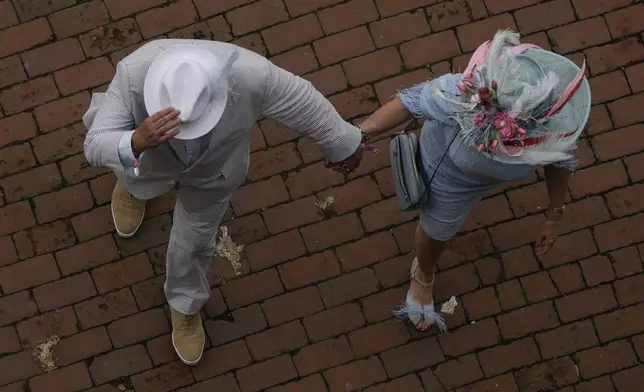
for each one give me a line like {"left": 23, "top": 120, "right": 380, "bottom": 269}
{"left": 170, "top": 307, "right": 205, "bottom": 365}
{"left": 111, "top": 181, "right": 146, "bottom": 238}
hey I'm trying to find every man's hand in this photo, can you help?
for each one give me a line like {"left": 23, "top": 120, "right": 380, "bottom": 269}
{"left": 535, "top": 220, "right": 558, "bottom": 256}
{"left": 132, "top": 108, "right": 181, "bottom": 154}
{"left": 326, "top": 146, "right": 364, "bottom": 175}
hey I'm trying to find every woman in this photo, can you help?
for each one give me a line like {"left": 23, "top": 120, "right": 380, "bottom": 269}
{"left": 356, "top": 30, "right": 590, "bottom": 331}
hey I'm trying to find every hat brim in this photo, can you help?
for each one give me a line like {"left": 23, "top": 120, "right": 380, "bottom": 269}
{"left": 143, "top": 45, "right": 228, "bottom": 140}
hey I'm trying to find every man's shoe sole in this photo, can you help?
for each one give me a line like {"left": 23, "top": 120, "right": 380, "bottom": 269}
{"left": 172, "top": 333, "right": 204, "bottom": 366}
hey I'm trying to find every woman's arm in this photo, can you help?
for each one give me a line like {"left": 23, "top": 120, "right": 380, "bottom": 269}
{"left": 535, "top": 164, "right": 570, "bottom": 255}
{"left": 359, "top": 98, "right": 413, "bottom": 137}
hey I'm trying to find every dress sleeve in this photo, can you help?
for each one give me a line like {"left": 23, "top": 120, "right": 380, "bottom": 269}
{"left": 395, "top": 73, "right": 462, "bottom": 125}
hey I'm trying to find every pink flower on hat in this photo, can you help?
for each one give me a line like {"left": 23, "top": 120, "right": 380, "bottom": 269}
{"left": 473, "top": 112, "right": 487, "bottom": 126}
{"left": 493, "top": 112, "right": 519, "bottom": 140}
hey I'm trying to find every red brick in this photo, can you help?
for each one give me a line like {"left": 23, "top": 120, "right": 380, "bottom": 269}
{"left": 613, "top": 364, "right": 644, "bottom": 392}
{"left": 343, "top": 47, "right": 402, "bottom": 86}
{"left": 0, "top": 201, "right": 35, "bottom": 237}
{"left": 17, "top": 306, "right": 77, "bottom": 348}
{"left": 178, "top": 373, "right": 241, "bottom": 392}
{"left": 426, "top": 0, "right": 487, "bottom": 31}
{"left": 360, "top": 288, "right": 405, "bottom": 324}
{"left": 498, "top": 301, "right": 560, "bottom": 339}
{"left": 238, "top": 355, "right": 297, "bottom": 392}
{"left": 439, "top": 317, "right": 501, "bottom": 356}
{"left": 0, "top": 350, "right": 40, "bottom": 388}
{"left": 250, "top": 123, "right": 266, "bottom": 152}
{"left": 74, "top": 288, "right": 138, "bottom": 329}
{"left": 60, "top": 153, "right": 108, "bottom": 185}
{"left": 515, "top": 357, "right": 579, "bottom": 392}
{"left": 294, "top": 336, "right": 353, "bottom": 376}
{"left": 304, "top": 65, "right": 349, "bottom": 96}
{"left": 506, "top": 182, "right": 549, "bottom": 217}
{"left": 31, "top": 123, "right": 85, "bottom": 164}
{"left": 0, "top": 326, "right": 20, "bottom": 354}
{"left": 0, "top": 254, "right": 59, "bottom": 294}
{"left": 576, "top": 376, "right": 616, "bottom": 392}
{"left": 270, "top": 46, "right": 319, "bottom": 75}
{"left": 248, "top": 142, "right": 301, "bottom": 181}
{"left": 224, "top": 214, "right": 268, "bottom": 245}
{"left": 48, "top": 1, "right": 110, "bottom": 39}
{"left": 611, "top": 246, "right": 643, "bottom": 278}
{"left": 455, "top": 373, "right": 519, "bottom": 392}
{"left": 258, "top": 119, "right": 299, "bottom": 147}
{"left": 192, "top": 340, "right": 252, "bottom": 381}
{"left": 0, "top": 76, "right": 59, "bottom": 114}
{"left": 33, "top": 272, "right": 97, "bottom": 312}
{"left": 556, "top": 285, "right": 617, "bottom": 323}
{"left": 381, "top": 337, "right": 445, "bottom": 378}
{"left": 13, "top": 220, "right": 76, "bottom": 259}
{"left": 569, "top": 160, "right": 628, "bottom": 199}
{"left": 369, "top": 12, "right": 431, "bottom": 48}
{"left": 558, "top": 196, "right": 611, "bottom": 235}
{"left": 586, "top": 105, "right": 613, "bottom": 135}
{"left": 593, "top": 125, "right": 644, "bottom": 162}
{"left": 615, "top": 274, "right": 644, "bottom": 307}
{"left": 33, "top": 183, "right": 94, "bottom": 223}
{"left": 324, "top": 356, "right": 387, "bottom": 392}
{"left": 572, "top": 0, "right": 631, "bottom": 18}
{"left": 607, "top": 184, "right": 644, "bottom": 218}
{"left": 205, "top": 304, "right": 267, "bottom": 346}
{"left": 349, "top": 318, "right": 410, "bottom": 357}
{"left": 585, "top": 38, "right": 644, "bottom": 76}
{"left": 58, "top": 236, "right": 118, "bottom": 276}
{"left": 550, "top": 17, "right": 611, "bottom": 53}
{"left": 612, "top": 94, "right": 644, "bottom": 131}
{"left": 0, "top": 291, "right": 38, "bottom": 327}
{"left": 314, "top": 26, "right": 375, "bottom": 66}
{"left": 108, "top": 308, "right": 170, "bottom": 349}
{"left": 576, "top": 340, "right": 638, "bottom": 379}
{"left": 222, "top": 269, "right": 284, "bottom": 309}
{"left": 514, "top": 0, "right": 575, "bottom": 34}
{"left": 626, "top": 63, "right": 644, "bottom": 93}
{"left": 262, "top": 286, "right": 325, "bottom": 326}
{"left": 362, "top": 198, "right": 417, "bottom": 233}
{"left": 232, "top": 175, "right": 290, "bottom": 215}
{"left": 434, "top": 354, "right": 483, "bottom": 389}
{"left": 457, "top": 14, "right": 517, "bottom": 52}
{"left": 135, "top": 0, "right": 198, "bottom": 38}
{"left": 89, "top": 344, "right": 152, "bottom": 384}
{"left": 0, "top": 0, "right": 18, "bottom": 29}
{"left": 92, "top": 253, "right": 154, "bottom": 293}
{"left": 90, "top": 173, "right": 117, "bottom": 205}
{"left": 114, "top": 215, "right": 173, "bottom": 256}
{"left": 262, "top": 196, "right": 323, "bottom": 234}
{"left": 485, "top": 0, "right": 538, "bottom": 13}
{"left": 475, "top": 256, "right": 502, "bottom": 284}
{"left": 267, "top": 375, "right": 327, "bottom": 392}
{"left": 336, "top": 232, "right": 399, "bottom": 272}
{"left": 131, "top": 361, "right": 194, "bottom": 392}
{"left": 489, "top": 213, "right": 544, "bottom": 251}
{"left": 0, "top": 18, "right": 52, "bottom": 58}
{"left": 536, "top": 320, "right": 599, "bottom": 359}
{"left": 319, "top": 268, "right": 380, "bottom": 308}
{"left": 0, "top": 113, "right": 37, "bottom": 152}
{"left": 287, "top": 163, "right": 346, "bottom": 199}
{"left": 80, "top": 19, "right": 143, "bottom": 58}
{"left": 54, "top": 57, "right": 114, "bottom": 95}
{"left": 303, "top": 303, "right": 365, "bottom": 342}
{"left": 318, "top": 0, "right": 379, "bottom": 35}
{"left": 329, "top": 85, "right": 380, "bottom": 119}
{"left": 0, "top": 56, "right": 26, "bottom": 89}
{"left": 478, "top": 338, "right": 541, "bottom": 377}
{"left": 374, "top": 69, "right": 432, "bottom": 103}
{"left": 232, "top": 33, "right": 267, "bottom": 56}
{"left": 246, "top": 321, "right": 308, "bottom": 361}
{"left": 131, "top": 276, "right": 165, "bottom": 312}
{"left": 22, "top": 39, "right": 85, "bottom": 78}
{"left": 33, "top": 92, "right": 89, "bottom": 133}
{"left": 589, "top": 71, "right": 631, "bottom": 105}
{"left": 375, "top": 0, "right": 437, "bottom": 17}
{"left": 501, "top": 245, "right": 539, "bottom": 278}
{"left": 369, "top": 375, "right": 427, "bottom": 392}
{"left": 400, "top": 30, "right": 462, "bottom": 68}
{"left": 167, "top": 20, "right": 213, "bottom": 40}
{"left": 580, "top": 255, "right": 615, "bottom": 286}
{"left": 226, "top": 0, "right": 288, "bottom": 36}
{"left": 278, "top": 251, "right": 341, "bottom": 290}
{"left": 29, "top": 363, "right": 93, "bottom": 392}
{"left": 245, "top": 230, "right": 307, "bottom": 271}
{"left": 301, "top": 213, "right": 364, "bottom": 252}
{"left": 497, "top": 279, "right": 527, "bottom": 310}
{"left": 0, "top": 236, "right": 18, "bottom": 267}
{"left": 461, "top": 287, "right": 501, "bottom": 320}
{"left": 595, "top": 213, "right": 644, "bottom": 252}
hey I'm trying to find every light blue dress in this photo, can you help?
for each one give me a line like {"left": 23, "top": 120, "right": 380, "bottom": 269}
{"left": 397, "top": 74, "right": 572, "bottom": 241}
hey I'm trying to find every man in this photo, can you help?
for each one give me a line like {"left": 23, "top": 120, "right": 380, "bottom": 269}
{"left": 83, "top": 40, "right": 363, "bottom": 365}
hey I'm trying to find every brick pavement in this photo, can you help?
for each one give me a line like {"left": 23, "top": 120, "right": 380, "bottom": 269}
{"left": 0, "top": 0, "right": 644, "bottom": 391}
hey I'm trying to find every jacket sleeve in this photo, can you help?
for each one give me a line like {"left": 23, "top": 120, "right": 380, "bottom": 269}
{"left": 258, "top": 60, "right": 362, "bottom": 163}
{"left": 83, "top": 61, "right": 137, "bottom": 169}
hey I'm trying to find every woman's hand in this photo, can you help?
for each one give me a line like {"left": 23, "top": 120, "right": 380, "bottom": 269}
{"left": 535, "top": 220, "right": 558, "bottom": 255}
{"left": 326, "top": 147, "right": 364, "bottom": 174}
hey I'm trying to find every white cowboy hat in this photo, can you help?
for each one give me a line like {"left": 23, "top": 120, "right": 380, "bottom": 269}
{"left": 143, "top": 44, "right": 239, "bottom": 140}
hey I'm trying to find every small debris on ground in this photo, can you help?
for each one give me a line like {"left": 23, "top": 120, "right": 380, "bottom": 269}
{"left": 315, "top": 196, "right": 335, "bottom": 211}
{"left": 215, "top": 226, "right": 244, "bottom": 276}
{"left": 440, "top": 296, "right": 459, "bottom": 314}
{"left": 33, "top": 335, "right": 60, "bottom": 372}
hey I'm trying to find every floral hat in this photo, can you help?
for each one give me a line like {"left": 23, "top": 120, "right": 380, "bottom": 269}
{"left": 437, "top": 30, "right": 591, "bottom": 166}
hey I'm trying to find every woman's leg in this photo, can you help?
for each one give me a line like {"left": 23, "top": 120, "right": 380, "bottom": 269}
{"left": 409, "top": 222, "right": 446, "bottom": 305}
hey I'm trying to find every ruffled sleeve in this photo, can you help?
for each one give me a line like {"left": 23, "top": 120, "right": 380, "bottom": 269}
{"left": 395, "top": 73, "right": 462, "bottom": 126}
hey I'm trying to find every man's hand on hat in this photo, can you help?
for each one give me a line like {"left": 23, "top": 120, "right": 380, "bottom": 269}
{"left": 132, "top": 108, "right": 181, "bottom": 154}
